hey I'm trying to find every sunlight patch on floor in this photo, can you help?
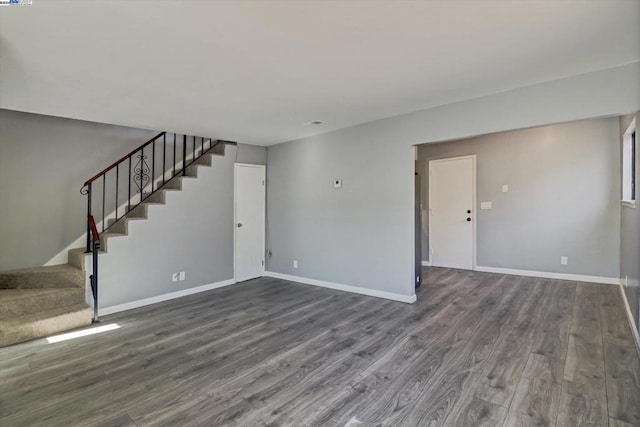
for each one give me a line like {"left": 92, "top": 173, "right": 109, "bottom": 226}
{"left": 46, "top": 323, "right": 121, "bottom": 343}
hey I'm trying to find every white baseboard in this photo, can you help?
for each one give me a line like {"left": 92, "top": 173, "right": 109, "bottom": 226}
{"left": 264, "top": 271, "right": 416, "bottom": 304}
{"left": 618, "top": 282, "right": 640, "bottom": 358}
{"left": 99, "top": 278, "right": 236, "bottom": 316}
{"left": 421, "top": 260, "right": 431, "bottom": 267}
{"left": 474, "top": 266, "right": 619, "bottom": 285}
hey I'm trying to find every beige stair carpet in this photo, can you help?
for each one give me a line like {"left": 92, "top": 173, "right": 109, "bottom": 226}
{"left": 0, "top": 264, "right": 91, "bottom": 347}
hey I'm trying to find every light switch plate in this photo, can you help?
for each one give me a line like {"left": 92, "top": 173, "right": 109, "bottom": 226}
{"left": 179, "top": 271, "right": 186, "bottom": 281}
{"left": 502, "top": 184, "right": 509, "bottom": 193}
{"left": 333, "top": 179, "right": 342, "bottom": 188}
{"left": 480, "top": 202, "right": 492, "bottom": 210}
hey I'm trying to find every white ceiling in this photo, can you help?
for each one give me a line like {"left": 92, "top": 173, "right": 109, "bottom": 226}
{"left": 1, "top": 1, "right": 638, "bottom": 146}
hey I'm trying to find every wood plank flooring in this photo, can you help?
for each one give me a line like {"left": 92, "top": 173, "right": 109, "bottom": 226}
{"left": 1, "top": 267, "right": 638, "bottom": 426}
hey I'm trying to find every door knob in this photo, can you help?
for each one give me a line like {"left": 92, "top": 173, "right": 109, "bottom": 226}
{"left": 237, "top": 223, "right": 243, "bottom": 228}
{"left": 466, "top": 218, "right": 471, "bottom": 222}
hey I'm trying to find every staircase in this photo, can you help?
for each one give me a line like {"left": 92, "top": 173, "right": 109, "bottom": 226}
{"left": 0, "top": 265, "right": 91, "bottom": 346}
{"left": 0, "top": 132, "right": 235, "bottom": 347}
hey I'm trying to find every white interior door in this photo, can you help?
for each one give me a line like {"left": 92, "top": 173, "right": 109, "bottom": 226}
{"left": 234, "top": 164, "right": 266, "bottom": 281}
{"left": 429, "top": 156, "right": 475, "bottom": 270}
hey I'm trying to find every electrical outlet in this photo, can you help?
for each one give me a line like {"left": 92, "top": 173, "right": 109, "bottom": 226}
{"left": 293, "top": 260, "right": 298, "bottom": 269}
{"left": 624, "top": 275, "right": 628, "bottom": 287}
{"left": 560, "top": 256, "right": 568, "bottom": 265}
{"left": 172, "top": 273, "right": 179, "bottom": 282}
{"left": 179, "top": 271, "right": 186, "bottom": 281}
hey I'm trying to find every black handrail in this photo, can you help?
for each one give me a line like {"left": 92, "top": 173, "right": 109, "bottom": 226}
{"left": 80, "top": 132, "right": 224, "bottom": 252}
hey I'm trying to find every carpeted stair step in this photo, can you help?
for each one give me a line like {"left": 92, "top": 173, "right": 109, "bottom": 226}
{"left": 183, "top": 164, "right": 199, "bottom": 178}
{"left": 107, "top": 213, "right": 147, "bottom": 235}
{"left": 143, "top": 191, "right": 166, "bottom": 205}
{"left": 69, "top": 232, "right": 126, "bottom": 256}
{"left": 0, "top": 304, "right": 92, "bottom": 347}
{"left": 0, "top": 288, "right": 85, "bottom": 320}
{"left": 212, "top": 141, "right": 232, "bottom": 155}
{"left": 107, "top": 205, "right": 147, "bottom": 226}
{"left": 106, "top": 219, "right": 127, "bottom": 235}
{"left": 0, "top": 264, "right": 84, "bottom": 289}
{"left": 68, "top": 248, "right": 97, "bottom": 271}
{"left": 193, "top": 152, "right": 213, "bottom": 166}
{"left": 163, "top": 178, "right": 182, "bottom": 191}
{"left": 100, "top": 232, "right": 126, "bottom": 252}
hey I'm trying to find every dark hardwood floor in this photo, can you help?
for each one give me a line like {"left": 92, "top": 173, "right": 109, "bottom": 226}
{"left": 1, "top": 268, "right": 639, "bottom": 426}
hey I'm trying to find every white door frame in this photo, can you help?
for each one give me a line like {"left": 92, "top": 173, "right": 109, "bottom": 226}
{"left": 233, "top": 163, "right": 266, "bottom": 281}
{"left": 428, "top": 155, "right": 477, "bottom": 270}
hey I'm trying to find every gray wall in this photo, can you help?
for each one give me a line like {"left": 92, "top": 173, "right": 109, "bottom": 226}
{"left": 266, "top": 131, "right": 414, "bottom": 297}
{"left": 266, "top": 63, "right": 639, "bottom": 299}
{"left": 417, "top": 118, "right": 621, "bottom": 278}
{"left": 98, "top": 144, "right": 266, "bottom": 308}
{"left": 620, "top": 112, "right": 640, "bottom": 332}
{"left": 0, "top": 109, "right": 157, "bottom": 270}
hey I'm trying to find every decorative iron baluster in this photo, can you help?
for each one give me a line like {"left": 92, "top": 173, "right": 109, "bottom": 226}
{"left": 133, "top": 149, "right": 150, "bottom": 196}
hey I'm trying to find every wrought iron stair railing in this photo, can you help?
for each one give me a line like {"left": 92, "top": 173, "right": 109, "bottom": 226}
{"left": 80, "top": 132, "right": 224, "bottom": 253}
{"left": 80, "top": 131, "right": 234, "bottom": 322}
